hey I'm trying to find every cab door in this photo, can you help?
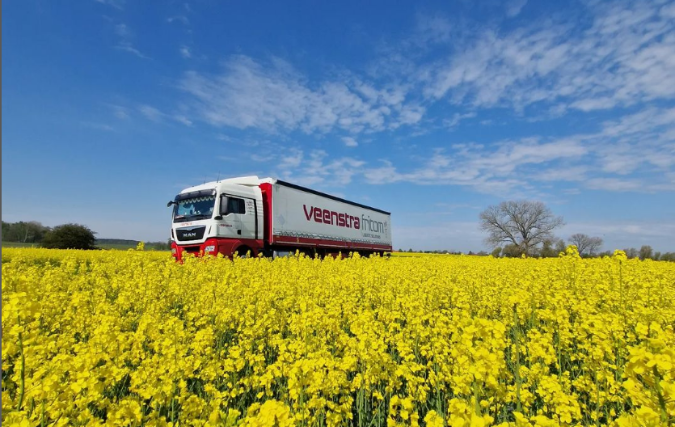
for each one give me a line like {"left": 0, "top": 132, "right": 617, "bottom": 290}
{"left": 239, "top": 198, "right": 257, "bottom": 240}
{"left": 222, "top": 196, "right": 257, "bottom": 240}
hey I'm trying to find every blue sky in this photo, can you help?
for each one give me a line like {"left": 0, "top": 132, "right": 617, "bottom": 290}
{"left": 3, "top": 0, "right": 675, "bottom": 252}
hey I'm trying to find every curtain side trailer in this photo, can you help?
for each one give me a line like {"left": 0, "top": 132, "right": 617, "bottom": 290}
{"left": 169, "top": 177, "right": 392, "bottom": 259}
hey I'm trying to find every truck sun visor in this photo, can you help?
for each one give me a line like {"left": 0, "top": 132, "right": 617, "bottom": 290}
{"left": 174, "top": 189, "right": 217, "bottom": 202}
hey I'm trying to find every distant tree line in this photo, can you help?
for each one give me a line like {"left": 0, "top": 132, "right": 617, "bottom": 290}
{"left": 476, "top": 201, "right": 675, "bottom": 261}
{"left": 2, "top": 221, "right": 171, "bottom": 251}
{"left": 397, "top": 241, "right": 675, "bottom": 261}
{"left": 394, "top": 200, "right": 675, "bottom": 262}
{"left": 2, "top": 221, "right": 98, "bottom": 250}
{"left": 490, "top": 239, "right": 675, "bottom": 261}
{"left": 2, "top": 221, "right": 51, "bottom": 243}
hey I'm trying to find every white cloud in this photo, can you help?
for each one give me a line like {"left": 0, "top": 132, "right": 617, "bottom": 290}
{"left": 113, "top": 23, "right": 149, "bottom": 59}
{"left": 594, "top": 107, "right": 675, "bottom": 175}
{"left": 178, "top": 56, "right": 421, "bottom": 134}
{"left": 411, "top": 14, "right": 453, "bottom": 46}
{"left": 137, "top": 105, "right": 193, "bottom": 126}
{"left": 222, "top": 99, "right": 674, "bottom": 196}
{"left": 173, "top": 114, "right": 193, "bottom": 126}
{"left": 139, "top": 105, "right": 163, "bottom": 122}
{"left": 560, "top": 221, "right": 675, "bottom": 252}
{"left": 81, "top": 122, "right": 115, "bottom": 132}
{"left": 179, "top": 45, "right": 191, "bottom": 59}
{"left": 153, "top": 2, "right": 674, "bottom": 198}
{"left": 114, "top": 24, "right": 130, "bottom": 37}
{"left": 171, "top": 2, "right": 674, "bottom": 137}
{"left": 277, "top": 148, "right": 303, "bottom": 170}
{"left": 586, "top": 178, "right": 643, "bottom": 192}
{"left": 107, "top": 104, "right": 130, "bottom": 120}
{"left": 95, "top": 0, "right": 124, "bottom": 10}
{"left": 536, "top": 166, "right": 588, "bottom": 182}
{"left": 420, "top": 1, "right": 675, "bottom": 111}
{"left": 263, "top": 148, "right": 366, "bottom": 187}
{"left": 443, "top": 112, "right": 476, "bottom": 128}
{"left": 354, "top": 104, "right": 675, "bottom": 194}
{"left": 505, "top": 0, "right": 528, "bottom": 18}
{"left": 342, "top": 136, "right": 358, "bottom": 147}
{"left": 251, "top": 154, "right": 274, "bottom": 162}
{"left": 167, "top": 16, "right": 190, "bottom": 25}
{"left": 359, "top": 137, "right": 587, "bottom": 194}
{"left": 115, "top": 44, "right": 149, "bottom": 59}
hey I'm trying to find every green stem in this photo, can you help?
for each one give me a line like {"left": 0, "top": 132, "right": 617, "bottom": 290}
{"left": 652, "top": 366, "right": 668, "bottom": 423}
{"left": 513, "top": 305, "right": 522, "bottom": 413}
{"left": 17, "top": 332, "right": 25, "bottom": 411}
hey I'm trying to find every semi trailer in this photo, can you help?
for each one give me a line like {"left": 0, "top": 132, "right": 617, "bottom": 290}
{"left": 168, "top": 176, "right": 392, "bottom": 259}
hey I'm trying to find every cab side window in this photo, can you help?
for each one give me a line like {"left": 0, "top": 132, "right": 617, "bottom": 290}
{"left": 227, "top": 197, "right": 246, "bottom": 214}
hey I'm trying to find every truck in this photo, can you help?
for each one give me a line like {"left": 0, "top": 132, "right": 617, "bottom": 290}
{"left": 168, "top": 176, "right": 392, "bottom": 259}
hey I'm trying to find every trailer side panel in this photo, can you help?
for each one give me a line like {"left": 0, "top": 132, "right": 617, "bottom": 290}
{"left": 270, "top": 182, "right": 392, "bottom": 250}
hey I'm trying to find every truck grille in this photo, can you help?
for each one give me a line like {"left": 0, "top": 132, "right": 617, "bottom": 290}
{"left": 176, "top": 226, "right": 206, "bottom": 242}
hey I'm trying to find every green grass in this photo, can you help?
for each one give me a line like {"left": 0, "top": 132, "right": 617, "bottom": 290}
{"left": 2, "top": 241, "right": 169, "bottom": 251}
{"left": 1, "top": 242, "right": 40, "bottom": 248}
{"left": 96, "top": 242, "right": 138, "bottom": 250}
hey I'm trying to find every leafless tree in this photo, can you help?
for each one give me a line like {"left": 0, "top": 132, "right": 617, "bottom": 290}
{"left": 479, "top": 201, "right": 564, "bottom": 256}
{"left": 639, "top": 245, "right": 653, "bottom": 260}
{"left": 568, "top": 233, "right": 603, "bottom": 256}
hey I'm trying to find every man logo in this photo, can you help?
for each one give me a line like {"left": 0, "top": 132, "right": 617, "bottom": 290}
{"left": 184, "top": 232, "right": 197, "bottom": 238}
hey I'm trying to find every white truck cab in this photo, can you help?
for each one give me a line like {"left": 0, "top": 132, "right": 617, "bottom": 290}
{"left": 168, "top": 176, "right": 266, "bottom": 258}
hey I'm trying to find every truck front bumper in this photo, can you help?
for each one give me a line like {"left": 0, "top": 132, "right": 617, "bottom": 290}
{"left": 171, "top": 238, "right": 263, "bottom": 260}
{"left": 171, "top": 238, "right": 220, "bottom": 260}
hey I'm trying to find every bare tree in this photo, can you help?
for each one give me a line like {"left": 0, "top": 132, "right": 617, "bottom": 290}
{"left": 568, "top": 233, "right": 603, "bottom": 256}
{"left": 555, "top": 238, "right": 567, "bottom": 254}
{"left": 624, "top": 248, "right": 639, "bottom": 259}
{"left": 639, "top": 245, "right": 653, "bottom": 260}
{"left": 479, "top": 201, "right": 564, "bottom": 256}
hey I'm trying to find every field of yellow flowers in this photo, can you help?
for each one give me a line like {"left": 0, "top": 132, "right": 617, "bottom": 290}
{"left": 2, "top": 247, "right": 674, "bottom": 426}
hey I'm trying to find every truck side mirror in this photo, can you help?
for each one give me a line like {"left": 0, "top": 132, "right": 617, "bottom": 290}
{"left": 216, "top": 196, "right": 229, "bottom": 219}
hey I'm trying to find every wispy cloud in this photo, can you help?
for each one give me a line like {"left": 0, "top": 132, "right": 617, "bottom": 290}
{"left": 179, "top": 45, "right": 192, "bottom": 59}
{"left": 505, "top": 0, "right": 528, "bottom": 18}
{"left": 114, "top": 23, "right": 131, "bottom": 38}
{"left": 81, "top": 122, "right": 115, "bottom": 132}
{"left": 106, "top": 104, "right": 130, "bottom": 120}
{"left": 342, "top": 136, "right": 358, "bottom": 147}
{"left": 95, "top": 0, "right": 124, "bottom": 10}
{"left": 174, "top": 1, "right": 675, "bottom": 137}
{"left": 163, "top": 1, "right": 674, "bottom": 197}
{"left": 420, "top": 1, "right": 675, "bottom": 112}
{"left": 244, "top": 148, "right": 367, "bottom": 187}
{"left": 361, "top": 137, "right": 587, "bottom": 194}
{"left": 113, "top": 23, "right": 149, "bottom": 59}
{"left": 167, "top": 16, "right": 190, "bottom": 25}
{"left": 138, "top": 105, "right": 163, "bottom": 122}
{"left": 243, "top": 102, "right": 674, "bottom": 196}
{"left": 560, "top": 221, "right": 675, "bottom": 251}
{"left": 138, "top": 104, "right": 193, "bottom": 126}
{"left": 173, "top": 115, "right": 193, "bottom": 126}
{"left": 358, "top": 105, "right": 675, "bottom": 194}
{"left": 178, "top": 55, "right": 423, "bottom": 134}
{"left": 443, "top": 112, "right": 476, "bottom": 129}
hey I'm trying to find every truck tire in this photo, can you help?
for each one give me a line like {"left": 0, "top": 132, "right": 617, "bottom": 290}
{"left": 236, "top": 246, "right": 252, "bottom": 258}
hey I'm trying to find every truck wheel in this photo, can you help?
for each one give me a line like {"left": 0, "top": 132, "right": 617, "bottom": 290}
{"left": 306, "top": 249, "right": 315, "bottom": 259}
{"left": 236, "top": 246, "right": 252, "bottom": 258}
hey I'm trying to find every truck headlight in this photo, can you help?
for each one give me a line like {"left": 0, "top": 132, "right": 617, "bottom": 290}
{"left": 204, "top": 245, "right": 216, "bottom": 253}
{"left": 171, "top": 248, "right": 176, "bottom": 254}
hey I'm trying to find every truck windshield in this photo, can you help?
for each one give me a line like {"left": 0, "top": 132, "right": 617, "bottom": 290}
{"left": 173, "top": 196, "right": 216, "bottom": 222}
